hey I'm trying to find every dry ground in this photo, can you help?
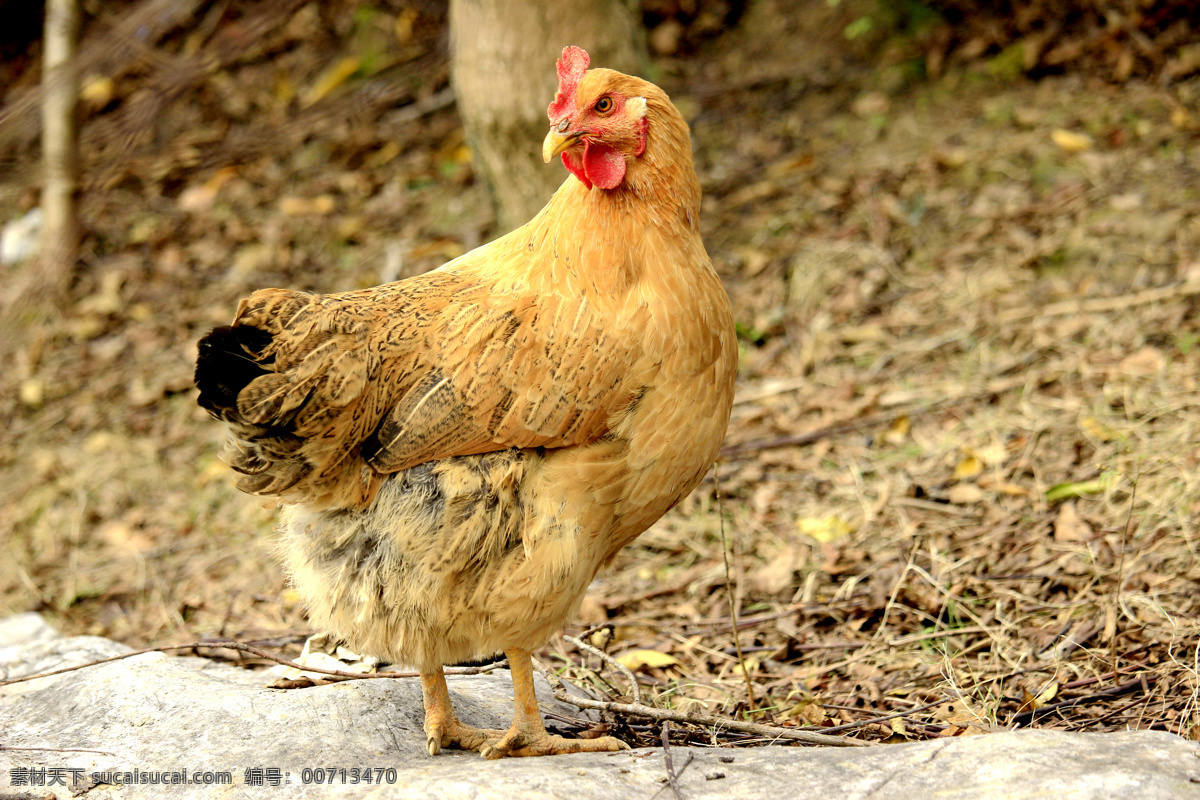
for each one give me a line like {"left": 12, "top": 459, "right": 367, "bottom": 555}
{"left": 1, "top": 0, "right": 1198, "bottom": 746}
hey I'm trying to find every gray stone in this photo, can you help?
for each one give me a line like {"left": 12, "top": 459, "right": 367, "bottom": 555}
{"left": 1, "top": 614, "right": 1196, "bottom": 799}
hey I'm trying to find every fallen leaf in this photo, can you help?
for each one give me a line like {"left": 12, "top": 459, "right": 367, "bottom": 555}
{"left": 737, "top": 655, "right": 761, "bottom": 677}
{"left": 747, "top": 543, "right": 805, "bottom": 594}
{"left": 1046, "top": 471, "right": 1118, "bottom": 502}
{"left": 279, "top": 195, "right": 336, "bottom": 216}
{"left": 77, "top": 270, "right": 124, "bottom": 315}
{"left": 1116, "top": 346, "right": 1165, "bottom": 376}
{"left": 393, "top": 8, "right": 418, "bottom": 44}
{"left": 883, "top": 414, "right": 910, "bottom": 444}
{"left": 1053, "top": 501, "right": 1093, "bottom": 543}
{"left": 953, "top": 456, "right": 983, "bottom": 480}
{"left": 303, "top": 55, "right": 362, "bottom": 107}
{"left": 1051, "top": 128, "right": 1093, "bottom": 153}
{"left": 617, "top": 649, "right": 679, "bottom": 670}
{"left": 1171, "top": 106, "right": 1198, "bottom": 131}
{"left": 934, "top": 699, "right": 984, "bottom": 725}
{"left": 979, "top": 478, "right": 1028, "bottom": 496}
{"left": 948, "top": 483, "right": 985, "bottom": 504}
{"left": 178, "top": 166, "right": 238, "bottom": 212}
{"left": 797, "top": 516, "right": 853, "bottom": 543}
{"left": 80, "top": 74, "right": 115, "bottom": 106}
{"left": 18, "top": 378, "right": 43, "bottom": 407}
{"left": 1018, "top": 681, "right": 1059, "bottom": 713}
{"left": 588, "top": 628, "right": 612, "bottom": 650}
{"left": 1080, "top": 416, "right": 1120, "bottom": 443}
{"left": 975, "top": 441, "right": 1008, "bottom": 467}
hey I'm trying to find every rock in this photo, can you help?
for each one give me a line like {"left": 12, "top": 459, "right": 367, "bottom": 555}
{"left": 2, "top": 614, "right": 1197, "bottom": 799}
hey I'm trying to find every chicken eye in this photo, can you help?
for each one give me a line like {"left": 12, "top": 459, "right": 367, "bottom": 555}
{"left": 595, "top": 96, "right": 614, "bottom": 114}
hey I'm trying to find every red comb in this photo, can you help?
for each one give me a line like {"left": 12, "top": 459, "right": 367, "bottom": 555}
{"left": 547, "top": 46, "right": 590, "bottom": 120}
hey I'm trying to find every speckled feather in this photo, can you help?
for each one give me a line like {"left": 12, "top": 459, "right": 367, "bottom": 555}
{"left": 196, "top": 64, "right": 737, "bottom": 672}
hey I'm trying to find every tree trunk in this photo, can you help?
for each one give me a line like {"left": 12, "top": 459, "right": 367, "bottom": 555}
{"left": 41, "top": 0, "right": 80, "bottom": 292}
{"left": 450, "top": 0, "right": 645, "bottom": 233}
{"left": 2, "top": 0, "right": 79, "bottom": 347}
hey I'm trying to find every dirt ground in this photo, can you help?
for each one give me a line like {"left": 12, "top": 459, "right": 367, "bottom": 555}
{"left": 1, "top": 0, "right": 1198, "bottom": 746}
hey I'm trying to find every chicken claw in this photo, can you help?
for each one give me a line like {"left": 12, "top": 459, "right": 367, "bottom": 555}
{"left": 420, "top": 670, "right": 504, "bottom": 755}
{"left": 478, "top": 650, "right": 631, "bottom": 759}
{"left": 480, "top": 731, "right": 629, "bottom": 760}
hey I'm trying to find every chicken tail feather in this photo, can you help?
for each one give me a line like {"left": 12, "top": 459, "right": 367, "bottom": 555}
{"left": 195, "top": 325, "right": 274, "bottom": 421}
{"left": 196, "top": 323, "right": 315, "bottom": 497}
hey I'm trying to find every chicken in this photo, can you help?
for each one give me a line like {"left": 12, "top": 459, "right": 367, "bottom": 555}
{"left": 194, "top": 45, "right": 736, "bottom": 759}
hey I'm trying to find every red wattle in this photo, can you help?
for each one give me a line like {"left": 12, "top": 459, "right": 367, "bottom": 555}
{"left": 561, "top": 151, "right": 591, "bottom": 189}
{"left": 582, "top": 141, "right": 626, "bottom": 190}
{"left": 561, "top": 141, "right": 626, "bottom": 190}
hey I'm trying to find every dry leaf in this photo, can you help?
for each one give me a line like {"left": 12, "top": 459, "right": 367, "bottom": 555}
{"left": 1018, "top": 681, "right": 1059, "bottom": 714}
{"left": 797, "top": 516, "right": 852, "bottom": 542}
{"left": 1051, "top": 128, "right": 1093, "bottom": 153}
{"left": 975, "top": 441, "right": 1008, "bottom": 466}
{"left": 80, "top": 74, "right": 115, "bottom": 106}
{"left": 934, "top": 699, "right": 984, "bottom": 725}
{"left": 953, "top": 455, "right": 983, "bottom": 480}
{"left": 883, "top": 414, "right": 910, "bottom": 444}
{"left": 588, "top": 628, "right": 612, "bottom": 649}
{"left": 979, "top": 478, "right": 1028, "bottom": 496}
{"left": 617, "top": 649, "right": 679, "bottom": 670}
{"left": 393, "top": 8, "right": 418, "bottom": 44}
{"left": 1080, "top": 416, "right": 1120, "bottom": 442}
{"left": 18, "top": 378, "right": 43, "bottom": 407}
{"left": 279, "top": 195, "right": 336, "bottom": 216}
{"left": 77, "top": 270, "right": 125, "bottom": 315}
{"left": 747, "top": 543, "right": 805, "bottom": 594}
{"left": 1053, "top": 501, "right": 1093, "bottom": 543}
{"left": 948, "top": 483, "right": 985, "bottom": 504}
{"left": 1117, "top": 346, "right": 1165, "bottom": 376}
{"left": 303, "top": 55, "right": 362, "bottom": 107}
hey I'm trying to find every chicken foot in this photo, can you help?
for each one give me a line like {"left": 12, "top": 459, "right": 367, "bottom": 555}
{"left": 420, "top": 670, "right": 504, "bottom": 756}
{"left": 477, "top": 649, "right": 631, "bottom": 759}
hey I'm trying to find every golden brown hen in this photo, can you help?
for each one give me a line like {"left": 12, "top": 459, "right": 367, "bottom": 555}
{"left": 195, "top": 46, "right": 736, "bottom": 759}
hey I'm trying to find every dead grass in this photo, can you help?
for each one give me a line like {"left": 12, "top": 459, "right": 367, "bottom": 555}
{"left": 1, "top": 0, "right": 1198, "bottom": 746}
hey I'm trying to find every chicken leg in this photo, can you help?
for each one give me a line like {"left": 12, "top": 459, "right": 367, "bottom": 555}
{"left": 420, "top": 669, "right": 504, "bottom": 756}
{"left": 477, "top": 649, "right": 630, "bottom": 759}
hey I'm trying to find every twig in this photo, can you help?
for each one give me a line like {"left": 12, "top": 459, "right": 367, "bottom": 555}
{"left": 551, "top": 689, "right": 872, "bottom": 747}
{"left": 563, "top": 634, "right": 641, "bottom": 705}
{"left": 1111, "top": 468, "right": 1138, "bottom": 677}
{"left": 0, "top": 640, "right": 503, "bottom": 688}
{"left": 1010, "top": 675, "right": 1155, "bottom": 724}
{"left": 385, "top": 86, "right": 456, "bottom": 125}
{"left": 661, "top": 721, "right": 685, "bottom": 800}
{"left": 715, "top": 466, "right": 756, "bottom": 712}
{"left": 816, "top": 698, "right": 955, "bottom": 734}
{"left": 997, "top": 281, "right": 1200, "bottom": 323}
{"left": 887, "top": 625, "right": 987, "bottom": 647}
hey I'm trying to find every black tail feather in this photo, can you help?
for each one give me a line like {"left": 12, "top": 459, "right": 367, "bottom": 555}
{"left": 195, "top": 325, "right": 274, "bottom": 420}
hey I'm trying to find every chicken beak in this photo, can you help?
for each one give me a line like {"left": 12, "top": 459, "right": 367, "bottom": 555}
{"left": 543, "top": 129, "right": 582, "bottom": 163}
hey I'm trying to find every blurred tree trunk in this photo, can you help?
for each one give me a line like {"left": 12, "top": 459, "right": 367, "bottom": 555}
{"left": 41, "top": 0, "right": 80, "bottom": 295}
{"left": 450, "top": 0, "right": 646, "bottom": 233}
{"left": 2, "top": 0, "right": 79, "bottom": 347}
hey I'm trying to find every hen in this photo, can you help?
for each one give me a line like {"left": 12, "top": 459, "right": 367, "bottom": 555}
{"left": 195, "top": 46, "right": 736, "bottom": 758}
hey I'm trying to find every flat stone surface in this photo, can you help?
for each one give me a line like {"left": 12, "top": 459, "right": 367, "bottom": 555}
{"left": 2, "top": 614, "right": 1196, "bottom": 799}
